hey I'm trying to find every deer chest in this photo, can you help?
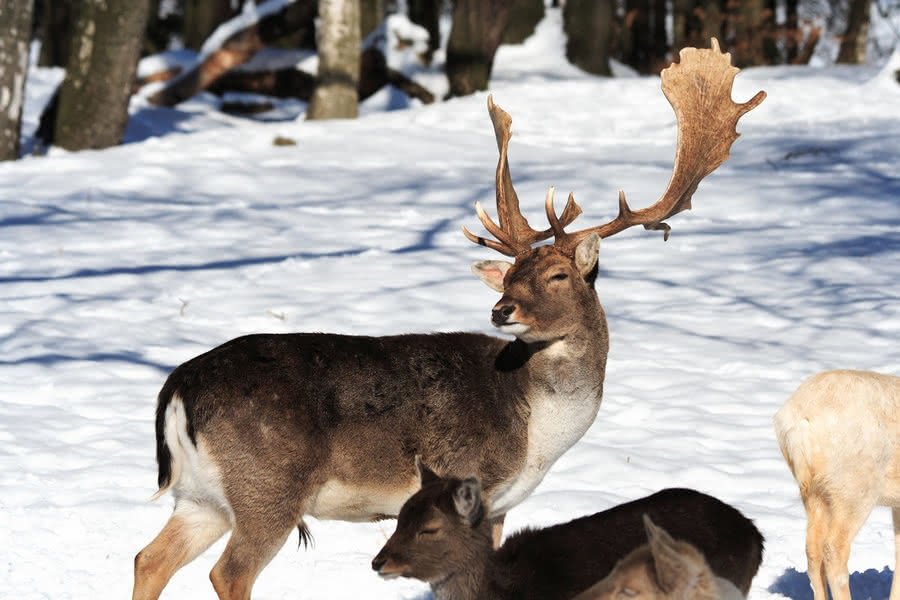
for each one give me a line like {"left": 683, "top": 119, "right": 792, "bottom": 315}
{"left": 488, "top": 387, "right": 601, "bottom": 515}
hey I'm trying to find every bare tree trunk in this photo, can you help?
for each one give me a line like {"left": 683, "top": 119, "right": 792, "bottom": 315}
{"left": 308, "top": 0, "right": 361, "bottom": 120}
{"left": 730, "top": 0, "right": 764, "bottom": 67}
{"left": 0, "top": 0, "right": 33, "bottom": 161}
{"left": 785, "top": 0, "right": 799, "bottom": 62}
{"left": 360, "top": 0, "right": 385, "bottom": 40}
{"left": 674, "top": 0, "right": 723, "bottom": 55}
{"left": 408, "top": 0, "right": 441, "bottom": 64}
{"left": 503, "top": 0, "right": 544, "bottom": 44}
{"left": 38, "top": 0, "right": 75, "bottom": 67}
{"left": 563, "top": 0, "right": 614, "bottom": 76}
{"left": 183, "top": 0, "right": 238, "bottom": 51}
{"left": 54, "top": 0, "right": 151, "bottom": 151}
{"left": 446, "top": 0, "right": 512, "bottom": 97}
{"left": 623, "top": 0, "right": 669, "bottom": 73}
{"left": 837, "top": 0, "right": 870, "bottom": 64}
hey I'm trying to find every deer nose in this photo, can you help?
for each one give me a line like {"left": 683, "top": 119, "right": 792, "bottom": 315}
{"left": 492, "top": 304, "right": 516, "bottom": 326}
{"left": 371, "top": 555, "right": 387, "bottom": 572}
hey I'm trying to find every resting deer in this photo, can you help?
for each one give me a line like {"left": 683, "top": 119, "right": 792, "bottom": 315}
{"left": 372, "top": 462, "right": 764, "bottom": 600}
{"left": 571, "top": 516, "right": 747, "bottom": 600}
{"left": 774, "top": 370, "right": 900, "bottom": 600}
{"left": 132, "top": 38, "right": 765, "bottom": 600}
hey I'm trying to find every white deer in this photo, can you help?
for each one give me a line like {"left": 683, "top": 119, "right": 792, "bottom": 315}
{"left": 775, "top": 369, "right": 900, "bottom": 600}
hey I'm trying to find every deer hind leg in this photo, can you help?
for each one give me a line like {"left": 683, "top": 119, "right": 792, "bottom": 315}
{"left": 208, "top": 496, "right": 304, "bottom": 600}
{"left": 802, "top": 492, "right": 830, "bottom": 600}
{"left": 890, "top": 508, "right": 900, "bottom": 600}
{"left": 820, "top": 492, "right": 874, "bottom": 600}
{"left": 133, "top": 501, "right": 231, "bottom": 600}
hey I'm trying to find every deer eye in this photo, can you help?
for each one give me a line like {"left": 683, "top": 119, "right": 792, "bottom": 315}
{"left": 618, "top": 588, "right": 638, "bottom": 598}
{"left": 549, "top": 272, "right": 568, "bottom": 282}
{"left": 418, "top": 527, "right": 441, "bottom": 537}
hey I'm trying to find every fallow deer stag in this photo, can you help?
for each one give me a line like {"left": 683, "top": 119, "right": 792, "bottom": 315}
{"left": 133, "top": 38, "right": 764, "bottom": 600}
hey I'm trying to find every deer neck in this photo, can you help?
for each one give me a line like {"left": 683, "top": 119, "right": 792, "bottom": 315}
{"left": 430, "top": 532, "right": 494, "bottom": 600}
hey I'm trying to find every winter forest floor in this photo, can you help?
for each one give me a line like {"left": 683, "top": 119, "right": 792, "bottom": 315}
{"left": 3, "top": 9, "right": 900, "bottom": 600}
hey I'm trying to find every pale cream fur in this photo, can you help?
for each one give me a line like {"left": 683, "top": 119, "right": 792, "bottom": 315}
{"left": 774, "top": 370, "right": 900, "bottom": 600}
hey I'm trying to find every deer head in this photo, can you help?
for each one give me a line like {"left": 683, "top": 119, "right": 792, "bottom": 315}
{"left": 572, "top": 515, "right": 723, "bottom": 600}
{"left": 465, "top": 39, "right": 765, "bottom": 342}
{"left": 372, "top": 458, "right": 491, "bottom": 584}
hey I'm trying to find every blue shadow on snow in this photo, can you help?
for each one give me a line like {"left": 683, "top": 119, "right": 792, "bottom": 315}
{"left": 768, "top": 567, "right": 894, "bottom": 600}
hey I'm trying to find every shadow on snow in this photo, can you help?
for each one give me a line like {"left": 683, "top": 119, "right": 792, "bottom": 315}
{"left": 768, "top": 566, "right": 894, "bottom": 600}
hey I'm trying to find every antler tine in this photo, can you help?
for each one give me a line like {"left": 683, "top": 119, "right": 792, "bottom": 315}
{"left": 555, "top": 38, "right": 766, "bottom": 254}
{"left": 465, "top": 96, "right": 583, "bottom": 258}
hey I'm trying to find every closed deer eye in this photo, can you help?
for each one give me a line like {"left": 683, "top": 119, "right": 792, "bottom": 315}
{"left": 550, "top": 273, "right": 568, "bottom": 282}
{"left": 418, "top": 527, "right": 440, "bottom": 537}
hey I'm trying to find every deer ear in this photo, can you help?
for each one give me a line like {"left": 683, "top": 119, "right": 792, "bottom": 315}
{"left": 453, "top": 477, "right": 484, "bottom": 526}
{"left": 574, "top": 233, "right": 601, "bottom": 277}
{"left": 415, "top": 455, "right": 441, "bottom": 487}
{"left": 644, "top": 514, "right": 703, "bottom": 594}
{"left": 471, "top": 260, "right": 512, "bottom": 293}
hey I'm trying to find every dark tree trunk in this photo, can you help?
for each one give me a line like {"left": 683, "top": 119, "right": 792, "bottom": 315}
{"left": 408, "top": 0, "right": 441, "bottom": 64}
{"left": 622, "top": 0, "right": 667, "bottom": 73}
{"left": 837, "top": 0, "right": 870, "bottom": 64}
{"left": 38, "top": 0, "right": 75, "bottom": 67}
{"left": 183, "top": 0, "right": 238, "bottom": 51}
{"left": 503, "top": 0, "right": 544, "bottom": 45}
{"left": 760, "top": 0, "right": 780, "bottom": 64}
{"left": 144, "top": 0, "right": 184, "bottom": 56}
{"left": 54, "top": 0, "right": 151, "bottom": 151}
{"left": 673, "top": 0, "right": 722, "bottom": 55}
{"left": 308, "top": 0, "right": 361, "bottom": 119}
{"left": 0, "top": 0, "right": 33, "bottom": 161}
{"left": 563, "top": 0, "right": 614, "bottom": 76}
{"left": 360, "top": 0, "right": 386, "bottom": 40}
{"left": 730, "top": 0, "right": 764, "bottom": 67}
{"left": 785, "top": 0, "right": 799, "bottom": 63}
{"left": 446, "top": 0, "right": 512, "bottom": 97}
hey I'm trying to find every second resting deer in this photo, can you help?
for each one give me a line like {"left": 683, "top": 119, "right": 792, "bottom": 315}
{"left": 571, "top": 515, "right": 747, "bottom": 600}
{"left": 372, "top": 461, "right": 764, "bottom": 600}
{"left": 132, "top": 39, "right": 765, "bottom": 600}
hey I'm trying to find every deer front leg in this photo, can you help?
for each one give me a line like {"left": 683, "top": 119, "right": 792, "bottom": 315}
{"left": 491, "top": 514, "right": 506, "bottom": 550}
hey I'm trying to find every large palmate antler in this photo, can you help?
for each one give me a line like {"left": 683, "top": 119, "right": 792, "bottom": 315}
{"left": 464, "top": 38, "right": 766, "bottom": 258}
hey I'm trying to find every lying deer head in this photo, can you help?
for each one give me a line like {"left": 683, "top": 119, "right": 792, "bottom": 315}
{"left": 572, "top": 515, "right": 729, "bottom": 600}
{"left": 466, "top": 39, "right": 765, "bottom": 343}
{"left": 372, "top": 458, "right": 490, "bottom": 584}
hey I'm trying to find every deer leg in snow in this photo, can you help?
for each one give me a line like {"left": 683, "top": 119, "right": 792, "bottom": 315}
{"left": 133, "top": 503, "right": 231, "bottom": 600}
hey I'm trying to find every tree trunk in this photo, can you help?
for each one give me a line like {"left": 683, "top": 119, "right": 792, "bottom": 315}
{"left": 563, "top": 0, "right": 614, "bottom": 76}
{"left": 38, "top": 0, "right": 75, "bottom": 67}
{"left": 0, "top": 0, "right": 33, "bottom": 161}
{"left": 308, "top": 0, "right": 361, "bottom": 120}
{"left": 730, "top": 0, "right": 764, "bottom": 67}
{"left": 54, "top": 0, "right": 151, "bottom": 151}
{"left": 445, "top": 0, "right": 513, "bottom": 97}
{"left": 836, "top": 0, "right": 870, "bottom": 64}
{"left": 408, "top": 0, "right": 441, "bottom": 64}
{"left": 785, "top": 0, "right": 799, "bottom": 63}
{"left": 674, "top": 0, "right": 722, "bottom": 55}
{"left": 183, "top": 0, "right": 238, "bottom": 51}
{"left": 360, "top": 0, "right": 385, "bottom": 40}
{"left": 503, "top": 0, "right": 544, "bottom": 45}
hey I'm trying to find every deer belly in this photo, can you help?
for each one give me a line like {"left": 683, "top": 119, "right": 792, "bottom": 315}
{"left": 488, "top": 391, "right": 600, "bottom": 516}
{"left": 307, "top": 476, "right": 420, "bottom": 522}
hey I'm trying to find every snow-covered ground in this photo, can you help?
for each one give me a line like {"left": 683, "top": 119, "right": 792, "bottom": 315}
{"left": 3, "top": 8, "right": 900, "bottom": 600}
